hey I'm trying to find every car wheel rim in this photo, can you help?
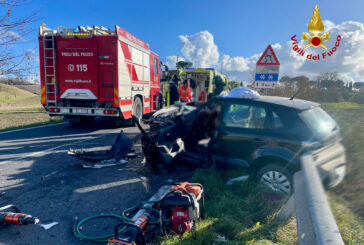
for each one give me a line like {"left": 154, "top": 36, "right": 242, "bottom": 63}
{"left": 260, "top": 171, "right": 291, "bottom": 194}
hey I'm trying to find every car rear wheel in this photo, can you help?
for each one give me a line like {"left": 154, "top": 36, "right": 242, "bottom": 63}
{"left": 256, "top": 164, "right": 293, "bottom": 194}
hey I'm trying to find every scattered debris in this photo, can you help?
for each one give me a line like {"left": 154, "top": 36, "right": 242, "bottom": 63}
{"left": 226, "top": 175, "right": 249, "bottom": 185}
{"left": 125, "top": 149, "right": 137, "bottom": 158}
{"left": 68, "top": 130, "right": 133, "bottom": 162}
{"left": 41, "top": 171, "right": 58, "bottom": 181}
{"left": 39, "top": 221, "right": 58, "bottom": 230}
{"left": 68, "top": 130, "right": 134, "bottom": 168}
{"left": 216, "top": 235, "right": 227, "bottom": 242}
{"left": 72, "top": 159, "right": 127, "bottom": 169}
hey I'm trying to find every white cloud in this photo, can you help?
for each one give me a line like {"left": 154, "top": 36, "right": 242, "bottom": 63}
{"left": 221, "top": 55, "right": 250, "bottom": 72}
{"left": 168, "top": 20, "right": 364, "bottom": 82}
{"left": 165, "top": 55, "right": 184, "bottom": 69}
{"left": 179, "top": 31, "right": 219, "bottom": 68}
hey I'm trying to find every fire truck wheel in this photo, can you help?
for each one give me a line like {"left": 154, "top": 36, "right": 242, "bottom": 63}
{"left": 80, "top": 116, "right": 95, "bottom": 125}
{"left": 133, "top": 97, "right": 143, "bottom": 120}
{"left": 67, "top": 116, "right": 94, "bottom": 126}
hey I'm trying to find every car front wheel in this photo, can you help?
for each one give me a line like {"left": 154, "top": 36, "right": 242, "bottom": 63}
{"left": 256, "top": 164, "right": 293, "bottom": 194}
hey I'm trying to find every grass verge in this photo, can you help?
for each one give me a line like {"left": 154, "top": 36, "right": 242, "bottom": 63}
{"left": 159, "top": 168, "right": 364, "bottom": 244}
{"left": 323, "top": 102, "right": 364, "bottom": 110}
{"left": 160, "top": 168, "right": 296, "bottom": 245}
{"left": 0, "top": 113, "right": 64, "bottom": 131}
{"left": 326, "top": 107, "right": 364, "bottom": 218}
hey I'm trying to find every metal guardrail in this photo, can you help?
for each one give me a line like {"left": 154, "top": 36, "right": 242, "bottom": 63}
{"left": 294, "top": 152, "right": 344, "bottom": 245}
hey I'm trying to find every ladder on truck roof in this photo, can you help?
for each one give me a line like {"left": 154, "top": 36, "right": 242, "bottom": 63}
{"left": 42, "top": 31, "right": 58, "bottom": 108}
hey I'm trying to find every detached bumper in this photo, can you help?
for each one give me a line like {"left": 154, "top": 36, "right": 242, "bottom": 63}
{"left": 312, "top": 141, "right": 346, "bottom": 189}
{"left": 324, "top": 164, "right": 346, "bottom": 189}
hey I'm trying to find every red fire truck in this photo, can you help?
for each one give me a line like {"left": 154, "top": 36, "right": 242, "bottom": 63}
{"left": 38, "top": 24, "right": 161, "bottom": 124}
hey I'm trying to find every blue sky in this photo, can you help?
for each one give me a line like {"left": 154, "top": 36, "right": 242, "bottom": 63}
{"left": 9, "top": 0, "right": 364, "bottom": 82}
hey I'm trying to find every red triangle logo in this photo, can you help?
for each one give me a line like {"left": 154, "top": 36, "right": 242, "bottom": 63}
{"left": 256, "top": 45, "right": 280, "bottom": 66}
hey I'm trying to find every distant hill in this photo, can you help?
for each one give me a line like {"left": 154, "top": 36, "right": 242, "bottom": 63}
{"left": 0, "top": 83, "right": 42, "bottom": 111}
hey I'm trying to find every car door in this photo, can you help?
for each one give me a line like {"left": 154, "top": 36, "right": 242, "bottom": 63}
{"left": 211, "top": 99, "right": 271, "bottom": 167}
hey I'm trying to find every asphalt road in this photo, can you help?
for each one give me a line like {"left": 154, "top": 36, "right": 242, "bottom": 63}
{"left": 0, "top": 119, "right": 179, "bottom": 245}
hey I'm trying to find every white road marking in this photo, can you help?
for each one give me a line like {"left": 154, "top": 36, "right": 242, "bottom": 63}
{"left": 0, "top": 129, "right": 121, "bottom": 166}
{"left": 74, "top": 178, "right": 144, "bottom": 193}
{"left": 0, "top": 122, "right": 68, "bottom": 135}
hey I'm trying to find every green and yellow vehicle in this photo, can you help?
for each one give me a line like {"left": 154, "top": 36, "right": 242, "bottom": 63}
{"left": 161, "top": 68, "right": 228, "bottom": 105}
{"left": 180, "top": 68, "right": 228, "bottom": 101}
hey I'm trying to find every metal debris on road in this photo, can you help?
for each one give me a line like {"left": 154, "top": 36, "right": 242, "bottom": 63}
{"left": 39, "top": 221, "right": 58, "bottom": 230}
{"left": 41, "top": 171, "right": 58, "bottom": 181}
{"left": 125, "top": 149, "right": 137, "bottom": 158}
{"left": 226, "top": 175, "right": 249, "bottom": 185}
{"left": 68, "top": 130, "right": 134, "bottom": 167}
{"left": 72, "top": 159, "right": 128, "bottom": 169}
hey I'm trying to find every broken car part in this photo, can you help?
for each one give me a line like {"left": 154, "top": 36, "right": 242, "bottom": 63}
{"left": 135, "top": 103, "right": 220, "bottom": 171}
{"left": 39, "top": 221, "right": 58, "bottom": 230}
{"left": 68, "top": 130, "right": 134, "bottom": 162}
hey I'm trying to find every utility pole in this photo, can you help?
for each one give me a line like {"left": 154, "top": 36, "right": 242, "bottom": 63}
{"left": 220, "top": 59, "right": 224, "bottom": 74}
{"left": 176, "top": 56, "right": 179, "bottom": 73}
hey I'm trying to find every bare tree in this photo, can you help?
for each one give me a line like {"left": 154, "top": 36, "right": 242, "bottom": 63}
{"left": 316, "top": 72, "right": 344, "bottom": 89}
{"left": 0, "top": 0, "right": 38, "bottom": 78}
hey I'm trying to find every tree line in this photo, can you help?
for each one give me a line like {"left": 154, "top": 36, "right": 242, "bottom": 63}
{"left": 267, "top": 72, "right": 364, "bottom": 104}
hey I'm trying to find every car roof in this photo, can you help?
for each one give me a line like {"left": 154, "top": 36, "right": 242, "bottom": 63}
{"left": 219, "top": 95, "right": 320, "bottom": 111}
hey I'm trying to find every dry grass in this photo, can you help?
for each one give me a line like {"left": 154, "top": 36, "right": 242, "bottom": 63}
{"left": 0, "top": 83, "right": 43, "bottom": 112}
{"left": 13, "top": 84, "right": 40, "bottom": 95}
{"left": 0, "top": 113, "right": 62, "bottom": 130}
{"left": 0, "top": 83, "right": 35, "bottom": 103}
{"left": 327, "top": 107, "right": 364, "bottom": 218}
{"left": 0, "top": 84, "right": 63, "bottom": 130}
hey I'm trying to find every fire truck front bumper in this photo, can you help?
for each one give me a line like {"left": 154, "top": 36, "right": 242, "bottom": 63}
{"left": 47, "top": 107, "right": 120, "bottom": 117}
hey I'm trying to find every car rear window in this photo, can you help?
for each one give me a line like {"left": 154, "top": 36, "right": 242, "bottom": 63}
{"left": 270, "top": 106, "right": 311, "bottom": 140}
{"left": 299, "top": 107, "right": 337, "bottom": 139}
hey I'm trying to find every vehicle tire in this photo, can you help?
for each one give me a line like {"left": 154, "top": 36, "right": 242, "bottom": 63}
{"left": 133, "top": 97, "right": 143, "bottom": 120}
{"left": 256, "top": 164, "right": 293, "bottom": 194}
{"left": 66, "top": 116, "right": 81, "bottom": 125}
{"left": 80, "top": 116, "right": 94, "bottom": 125}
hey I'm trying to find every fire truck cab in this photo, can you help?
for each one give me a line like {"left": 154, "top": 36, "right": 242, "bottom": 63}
{"left": 38, "top": 24, "right": 161, "bottom": 124}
